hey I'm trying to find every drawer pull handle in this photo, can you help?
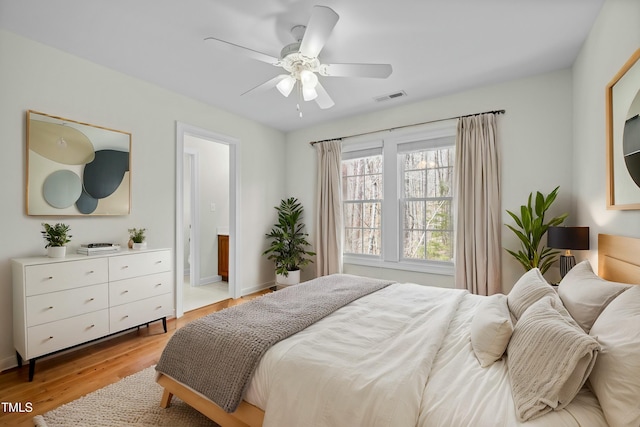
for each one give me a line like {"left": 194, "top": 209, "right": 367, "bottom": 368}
{"left": 157, "top": 305, "right": 162, "bottom": 309}
{"left": 155, "top": 283, "right": 162, "bottom": 287}
{"left": 47, "top": 276, "right": 53, "bottom": 280}
{"left": 88, "top": 270, "right": 94, "bottom": 274}
{"left": 156, "top": 261, "right": 162, "bottom": 264}
{"left": 89, "top": 324, "right": 95, "bottom": 328}
{"left": 47, "top": 336, "right": 53, "bottom": 340}
{"left": 122, "top": 290, "right": 129, "bottom": 294}
{"left": 88, "top": 298, "right": 95, "bottom": 302}
{"left": 48, "top": 306, "right": 54, "bottom": 310}
{"left": 123, "top": 315, "right": 129, "bottom": 319}
{"left": 122, "top": 266, "right": 129, "bottom": 269}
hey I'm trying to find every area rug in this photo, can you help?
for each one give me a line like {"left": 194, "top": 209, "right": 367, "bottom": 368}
{"left": 33, "top": 366, "right": 219, "bottom": 426}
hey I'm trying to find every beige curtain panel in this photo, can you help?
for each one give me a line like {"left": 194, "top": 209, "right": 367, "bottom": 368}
{"left": 454, "top": 113, "right": 502, "bottom": 295}
{"left": 315, "top": 140, "right": 343, "bottom": 276}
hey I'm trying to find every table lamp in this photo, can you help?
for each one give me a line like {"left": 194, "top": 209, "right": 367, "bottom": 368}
{"left": 547, "top": 226, "right": 590, "bottom": 277}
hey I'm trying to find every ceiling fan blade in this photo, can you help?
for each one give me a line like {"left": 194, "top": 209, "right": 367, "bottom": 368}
{"left": 205, "top": 37, "right": 280, "bottom": 65}
{"left": 314, "top": 82, "right": 335, "bottom": 109}
{"left": 321, "top": 63, "right": 393, "bottom": 79}
{"left": 299, "top": 6, "right": 339, "bottom": 58}
{"left": 241, "top": 74, "right": 289, "bottom": 96}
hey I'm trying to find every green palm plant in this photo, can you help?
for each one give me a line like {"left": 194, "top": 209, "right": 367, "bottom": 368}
{"left": 505, "top": 186, "right": 568, "bottom": 274}
{"left": 263, "top": 197, "right": 315, "bottom": 276}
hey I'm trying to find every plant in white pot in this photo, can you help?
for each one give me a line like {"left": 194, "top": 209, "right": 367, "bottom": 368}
{"left": 128, "top": 228, "right": 147, "bottom": 250}
{"left": 263, "top": 197, "right": 315, "bottom": 287}
{"left": 41, "top": 223, "right": 72, "bottom": 258}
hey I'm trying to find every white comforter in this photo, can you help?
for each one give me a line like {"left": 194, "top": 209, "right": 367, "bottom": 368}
{"left": 244, "top": 283, "right": 607, "bottom": 427}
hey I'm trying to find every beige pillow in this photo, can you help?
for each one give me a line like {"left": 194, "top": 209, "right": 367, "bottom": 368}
{"left": 558, "top": 260, "right": 631, "bottom": 332}
{"left": 588, "top": 285, "right": 640, "bottom": 427}
{"left": 507, "top": 268, "right": 558, "bottom": 321}
{"left": 470, "top": 294, "right": 513, "bottom": 367}
{"left": 507, "top": 297, "right": 600, "bottom": 422}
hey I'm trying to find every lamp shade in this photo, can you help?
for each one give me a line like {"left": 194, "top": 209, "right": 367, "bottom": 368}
{"left": 547, "top": 226, "right": 590, "bottom": 250}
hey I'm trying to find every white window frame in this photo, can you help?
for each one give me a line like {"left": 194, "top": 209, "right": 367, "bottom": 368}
{"left": 342, "top": 119, "right": 457, "bottom": 276}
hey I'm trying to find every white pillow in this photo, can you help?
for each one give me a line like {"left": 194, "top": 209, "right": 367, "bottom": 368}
{"left": 558, "top": 260, "right": 631, "bottom": 332}
{"left": 507, "top": 268, "right": 558, "bottom": 321}
{"left": 507, "top": 296, "right": 600, "bottom": 422}
{"left": 470, "top": 294, "right": 513, "bottom": 367}
{"left": 588, "top": 285, "right": 640, "bottom": 427}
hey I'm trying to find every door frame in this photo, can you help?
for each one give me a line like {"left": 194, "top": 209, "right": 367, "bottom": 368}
{"left": 175, "top": 122, "right": 240, "bottom": 318}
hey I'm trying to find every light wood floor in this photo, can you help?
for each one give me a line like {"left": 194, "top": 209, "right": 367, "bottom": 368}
{"left": 0, "top": 291, "right": 269, "bottom": 427}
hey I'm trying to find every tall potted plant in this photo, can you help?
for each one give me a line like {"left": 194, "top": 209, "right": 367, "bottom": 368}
{"left": 505, "top": 186, "right": 568, "bottom": 274}
{"left": 263, "top": 197, "right": 315, "bottom": 286}
{"left": 41, "top": 223, "right": 72, "bottom": 258}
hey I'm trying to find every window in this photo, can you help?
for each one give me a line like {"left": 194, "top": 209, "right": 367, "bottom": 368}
{"left": 400, "top": 145, "right": 454, "bottom": 262}
{"left": 341, "top": 121, "right": 456, "bottom": 274}
{"left": 342, "top": 152, "right": 383, "bottom": 256}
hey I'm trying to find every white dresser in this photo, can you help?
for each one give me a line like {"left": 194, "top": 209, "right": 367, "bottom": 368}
{"left": 12, "top": 248, "right": 173, "bottom": 381}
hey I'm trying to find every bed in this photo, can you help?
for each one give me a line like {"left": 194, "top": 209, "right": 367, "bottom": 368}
{"left": 156, "top": 234, "right": 640, "bottom": 427}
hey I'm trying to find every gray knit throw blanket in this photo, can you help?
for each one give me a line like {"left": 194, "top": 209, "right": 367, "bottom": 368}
{"left": 156, "top": 274, "right": 394, "bottom": 412}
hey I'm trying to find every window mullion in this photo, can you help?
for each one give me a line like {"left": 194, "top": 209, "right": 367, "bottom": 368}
{"left": 381, "top": 140, "right": 398, "bottom": 262}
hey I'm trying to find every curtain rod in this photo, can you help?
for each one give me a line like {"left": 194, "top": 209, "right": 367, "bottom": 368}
{"left": 308, "top": 109, "right": 505, "bottom": 146}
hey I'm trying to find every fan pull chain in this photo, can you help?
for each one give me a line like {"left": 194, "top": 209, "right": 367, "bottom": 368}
{"left": 296, "top": 81, "right": 303, "bottom": 118}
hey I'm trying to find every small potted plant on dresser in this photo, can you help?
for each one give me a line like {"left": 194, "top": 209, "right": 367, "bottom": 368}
{"left": 128, "top": 228, "right": 147, "bottom": 250}
{"left": 263, "top": 197, "right": 315, "bottom": 287}
{"left": 41, "top": 223, "right": 72, "bottom": 258}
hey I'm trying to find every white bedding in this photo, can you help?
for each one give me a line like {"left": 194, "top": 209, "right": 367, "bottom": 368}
{"left": 244, "top": 283, "right": 608, "bottom": 427}
{"left": 420, "top": 293, "right": 607, "bottom": 427}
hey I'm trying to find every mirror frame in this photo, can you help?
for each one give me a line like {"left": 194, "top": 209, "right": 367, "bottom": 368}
{"left": 606, "top": 48, "right": 640, "bottom": 210}
{"left": 26, "top": 110, "right": 132, "bottom": 216}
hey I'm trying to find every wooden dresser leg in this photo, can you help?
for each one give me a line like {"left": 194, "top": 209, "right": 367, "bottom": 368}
{"left": 160, "top": 389, "right": 174, "bottom": 408}
{"left": 28, "top": 359, "right": 36, "bottom": 382}
{"left": 162, "top": 317, "right": 167, "bottom": 333}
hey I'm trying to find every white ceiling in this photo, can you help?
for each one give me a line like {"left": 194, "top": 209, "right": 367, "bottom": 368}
{"left": 0, "top": 0, "right": 604, "bottom": 132}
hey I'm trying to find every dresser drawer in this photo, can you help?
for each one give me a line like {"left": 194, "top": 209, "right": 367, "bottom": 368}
{"left": 109, "top": 271, "right": 172, "bottom": 307}
{"left": 25, "top": 258, "right": 108, "bottom": 297}
{"left": 27, "top": 310, "right": 109, "bottom": 359}
{"left": 26, "top": 283, "right": 108, "bottom": 327}
{"left": 110, "top": 293, "right": 173, "bottom": 333}
{"left": 109, "top": 250, "right": 171, "bottom": 281}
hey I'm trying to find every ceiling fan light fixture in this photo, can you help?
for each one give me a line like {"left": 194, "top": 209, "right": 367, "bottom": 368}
{"left": 302, "top": 85, "right": 318, "bottom": 101}
{"left": 299, "top": 69, "right": 319, "bottom": 88}
{"left": 276, "top": 76, "right": 296, "bottom": 97}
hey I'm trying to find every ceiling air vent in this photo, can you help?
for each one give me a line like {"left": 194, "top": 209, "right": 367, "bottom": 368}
{"left": 374, "top": 90, "right": 407, "bottom": 102}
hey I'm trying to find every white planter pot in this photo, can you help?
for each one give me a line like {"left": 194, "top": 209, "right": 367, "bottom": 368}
{"left": 276, "top": 269, "right": 300, "bottom": 287}
{"left": 47, "top": 246, "right": 66, "bottom": 258}
{"left": 132, "top": 242, "right": 147, "bottom": 250}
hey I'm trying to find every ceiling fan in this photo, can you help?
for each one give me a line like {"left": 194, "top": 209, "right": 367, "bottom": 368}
{"left": 205, "top": 5, "right": 392, "bottom": 112}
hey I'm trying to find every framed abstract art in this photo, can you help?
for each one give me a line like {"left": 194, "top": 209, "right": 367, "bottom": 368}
{"left": 606, "top": 48, "right": 640, "bottom": 210}
{"left": 26, "top": 110, "right": 131, "bottom": 216}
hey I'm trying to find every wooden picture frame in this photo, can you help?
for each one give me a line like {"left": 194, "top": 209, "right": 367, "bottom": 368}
{"left": 26, "top": 110, "right": 131, "bottom": 216}
{"left": 606, "top": 48, "right": 640, "bottom": 210}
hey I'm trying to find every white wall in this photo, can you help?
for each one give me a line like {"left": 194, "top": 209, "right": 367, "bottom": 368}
{"left": 0, "top": 30, "right": 286, "bottom": 371}
{"left": 286, "top": 69, "right": 574, "bottom": 290}
{"left": 572, "top": 0, "right": 640, "bottom": 269}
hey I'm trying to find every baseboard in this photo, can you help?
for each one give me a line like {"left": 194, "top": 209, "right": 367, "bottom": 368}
{"left": 0, "top": 353, "right": 17, "bottom": 373}
{"left": 195, "top": 275, "right": 222, "bottom": 286}
{"left": 241, "top": 281, "right": 275, "bottom": 296}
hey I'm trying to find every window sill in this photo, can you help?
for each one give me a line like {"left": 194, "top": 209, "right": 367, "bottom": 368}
{"left": 343, "top": 255, "right": 454, "bottom": 276}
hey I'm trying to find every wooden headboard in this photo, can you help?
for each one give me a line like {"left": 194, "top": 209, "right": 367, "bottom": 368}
{"left": 598, "top": 234, "right": 640, "bottom": 284}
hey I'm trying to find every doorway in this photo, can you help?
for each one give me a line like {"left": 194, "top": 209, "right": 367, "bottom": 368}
{"left": 175, "top": 123, "right": 239, "bottom": 318}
